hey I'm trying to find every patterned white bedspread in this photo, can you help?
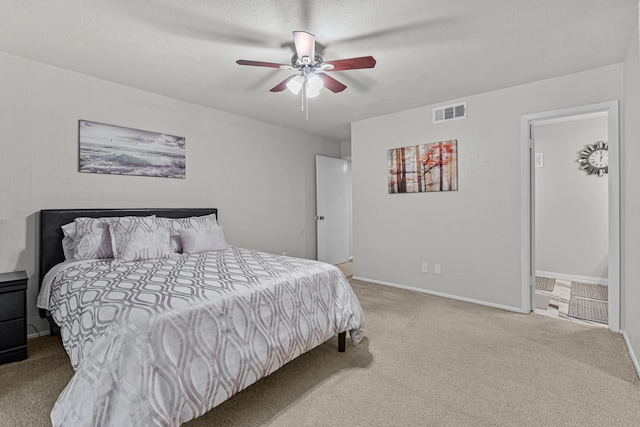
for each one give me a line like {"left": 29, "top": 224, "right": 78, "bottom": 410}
{"left": 43, "top": 247, "right": 364, "bottom": 426}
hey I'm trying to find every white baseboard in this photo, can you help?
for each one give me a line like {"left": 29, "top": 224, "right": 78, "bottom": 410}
{"left": 352, "top": 276, "right": 527, "bottom": 314}
{"left": 27, "top": 329, "right": 51, "bottom": 340}
{"left": 622, "top": 330, "right": 640, "bottom": 380}
{"left": 535, "top": 270, "right": 608, "bottom": 285}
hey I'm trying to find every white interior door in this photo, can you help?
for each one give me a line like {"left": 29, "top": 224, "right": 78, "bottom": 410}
{"left": 316, "top": 155, "right": 349, "bottom": 265}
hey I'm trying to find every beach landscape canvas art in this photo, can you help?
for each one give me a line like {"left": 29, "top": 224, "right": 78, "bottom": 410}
{"left": 388, "top": 140, "right": 458, "bottom": 193}
{"left": 79, "top": 120, "right": 186, "bottom": 178}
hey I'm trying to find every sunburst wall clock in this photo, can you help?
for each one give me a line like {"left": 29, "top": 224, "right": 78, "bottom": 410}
{"left": 577, "top": 141, "right": 608, "bottom": 177}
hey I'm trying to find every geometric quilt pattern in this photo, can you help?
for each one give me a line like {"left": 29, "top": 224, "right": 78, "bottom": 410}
{"left": 46, "top": 247, "right": 364, "bottom": 426}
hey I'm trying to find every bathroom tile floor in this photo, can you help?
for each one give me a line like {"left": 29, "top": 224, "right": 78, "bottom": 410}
{"left": 534, "top": 278, "right": 608, "bottom": 328}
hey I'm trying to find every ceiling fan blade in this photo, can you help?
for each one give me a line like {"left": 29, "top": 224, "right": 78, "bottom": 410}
{"left": 236, "top": 60, "right": 285, "bottom": 68}
{"left": 293, "top": 31, "right": 316, "bottom": 63}
{"left": 324, "top": 56, "right": 377, "bottom": 71}
{"left": 317, "top": 73, "right": 347, "bottom": 93}
{"left": 270, "top": 75, "right": 298, "bottom": 92}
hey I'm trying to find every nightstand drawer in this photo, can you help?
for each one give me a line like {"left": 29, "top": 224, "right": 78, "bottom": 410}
{"left": 0, "top": 346, "right": 27, "bottom": 364}
{"left": 0, "top": 291, "right": 24, "bottom": 322}
{"left": 0, "top": 318, "right": 26, "bottom": 351}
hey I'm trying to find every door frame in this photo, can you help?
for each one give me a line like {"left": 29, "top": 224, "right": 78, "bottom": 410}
{"left": 520, "top": 101, "right": 620, "bottom": 332}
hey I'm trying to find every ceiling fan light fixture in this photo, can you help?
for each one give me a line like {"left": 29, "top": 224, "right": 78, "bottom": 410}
{"left": 306, "top": 88, "right": 321, "bottom": 98}
{"left": 306, "top": 73, "right": 323, "bottom": 98}
{"left": 286, "top": 75, "right": 303, "bottom": 95}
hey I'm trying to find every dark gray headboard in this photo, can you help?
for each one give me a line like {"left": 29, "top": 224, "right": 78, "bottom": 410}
{"left": 38, "top": 208, "right": 217, "bottom": 317}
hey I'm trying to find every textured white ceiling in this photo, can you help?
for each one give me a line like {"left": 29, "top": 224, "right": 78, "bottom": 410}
{"left": 0, "top": 0, "right": 636, "bottom": 141}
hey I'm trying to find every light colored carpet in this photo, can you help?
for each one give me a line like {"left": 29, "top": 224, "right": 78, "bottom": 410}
{"left": 535, "top": 276, "right": 555, "bottom": 291}
{"left": 571, "top": 282, "right": 608, "bottom": 301}
{"left": 568, "top": 296, "right": 609, "bottom": 324}
{"left": 1, "top": 279, "right": 639, "bottom": 426}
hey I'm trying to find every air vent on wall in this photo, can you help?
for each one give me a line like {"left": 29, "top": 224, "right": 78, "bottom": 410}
{"left": 433, "top": 102, "right": 466, "bottom": 123}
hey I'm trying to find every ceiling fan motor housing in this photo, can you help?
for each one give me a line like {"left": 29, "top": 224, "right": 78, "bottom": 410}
{"left": 291, "top": 53, "right": 325, "bottom": 70}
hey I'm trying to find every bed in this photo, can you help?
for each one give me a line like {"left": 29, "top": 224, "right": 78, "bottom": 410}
{"left": 37, "top": 208, "right": 364, "bottom": 426}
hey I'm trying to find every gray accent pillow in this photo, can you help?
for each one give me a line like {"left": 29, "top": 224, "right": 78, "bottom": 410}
{"left": 178, "top": 226, "right": 228, "bottom": 255}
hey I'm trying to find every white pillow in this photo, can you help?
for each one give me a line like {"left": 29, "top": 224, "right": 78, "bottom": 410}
{"left": 73, "top": 217, "right": 117, "bottom": 260}
{"left": 61, "top": 222, "right": 77, "bottom": 260}
{"left": 109, "top": 216, "right": 173, "bottom": 263}
{"left": 178, "top": 226, "right": 228, "bottom": 255}
{"left": 161, "top": 213, "right": 218, "bottom": 253}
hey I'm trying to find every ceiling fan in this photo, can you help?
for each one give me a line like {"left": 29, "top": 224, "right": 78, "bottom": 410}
{"left": 236, "top": 31, "right": 376, "bottom": 118}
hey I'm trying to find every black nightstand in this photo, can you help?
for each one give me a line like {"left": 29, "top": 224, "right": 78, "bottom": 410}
{"left": 0, "top": 271, "right": 28, "bottom": 364}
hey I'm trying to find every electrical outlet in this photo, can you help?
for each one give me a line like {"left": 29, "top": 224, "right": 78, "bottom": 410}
{"left": 421, "top": 262, "right": 429, "bottom": 273}
{"left": 282, "top": 252, "right": 287, "bottom": 256}
{"left": 434, "top": 264, "right": 441, "bottom": 275}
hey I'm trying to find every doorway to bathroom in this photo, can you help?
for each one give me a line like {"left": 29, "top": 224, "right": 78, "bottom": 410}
{"left": 521, "top": 101, "right": 619, "bottom": 331}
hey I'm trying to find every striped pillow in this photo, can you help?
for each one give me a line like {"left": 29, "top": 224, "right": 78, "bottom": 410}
{"left": 108, "top": 216, "right": 173, "bottom": 263}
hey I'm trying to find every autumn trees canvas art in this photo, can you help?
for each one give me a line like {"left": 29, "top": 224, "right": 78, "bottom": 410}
{"left": 388, "top": 140, "right": 458, "bottom": 193}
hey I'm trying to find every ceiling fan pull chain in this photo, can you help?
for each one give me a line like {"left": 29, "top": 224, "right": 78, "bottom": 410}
{"left": 304, "top": 81, "right": 309, "bottom": 120}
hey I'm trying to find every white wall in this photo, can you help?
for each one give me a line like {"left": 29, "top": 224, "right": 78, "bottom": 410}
{"left": 352, "top": 64, "right": 622, "bottom": 311}
{"left": 622, "top": 20, "right": 640, "bottom": 374}
{"left": 534, "top": 116, "right": 608, "bottom": 280}
{"left": 339, "top": 140, "right": 353, "bottom": 259}
{"left": 0, "top": 52, "right": 340, "bottom": 334}
{"left": 340, "top": 140, "right": 351, "bottom": 159}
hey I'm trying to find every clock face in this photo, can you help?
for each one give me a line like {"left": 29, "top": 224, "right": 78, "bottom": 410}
{"left": 577, "top": 141, "right": 608, "bottom": 177}
{"left": 587, "top": 149, "right": 608, "bottom": 168}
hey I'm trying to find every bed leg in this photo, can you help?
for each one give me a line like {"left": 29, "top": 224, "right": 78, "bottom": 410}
{"left": 47, "top": 316, "right": 61, "bottom": 338}
{"left": 338, "top": 331, "right": 346, "bottom": 352}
